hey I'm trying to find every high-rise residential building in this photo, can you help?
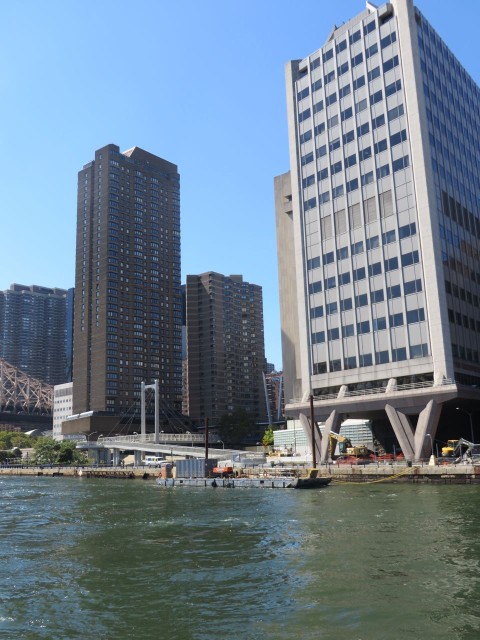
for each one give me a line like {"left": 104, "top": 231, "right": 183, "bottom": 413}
{"left": 0, "top": 284, "right": 67, "bottom": 385}
{"left": 65, "top": 288, "right": 74, "bottom": 382}
{"left": 186, "top": 272, "right": 266, "bottom": 424}
{"left": 70, "top": 144, "right": 182, "bottom": 427}
{"left": 276, "top": 0, "right": 480, "bottom": 462}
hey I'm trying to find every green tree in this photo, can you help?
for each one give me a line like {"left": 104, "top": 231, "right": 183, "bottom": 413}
{"left": 262, "top": 426, "right": 274, "bottom": 448}
{"left": 33, "top": 438, "right": 87, "bottom": 465}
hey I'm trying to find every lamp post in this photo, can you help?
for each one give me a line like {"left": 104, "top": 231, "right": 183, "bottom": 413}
{"left": 455, "top": 407, "right": 475, "bottom": 443}
{"left": 426, "top": 433, "right": 435, "bottom": 465}
{"left": 426, "top": 432, "right": 433, "bottom": 455}
{"left": 217, "top": 440, "right": 225, "bottom": 450}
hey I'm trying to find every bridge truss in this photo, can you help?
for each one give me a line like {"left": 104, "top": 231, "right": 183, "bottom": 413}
{"left": 0, "top": 358, "right": 53, "bottom": 415}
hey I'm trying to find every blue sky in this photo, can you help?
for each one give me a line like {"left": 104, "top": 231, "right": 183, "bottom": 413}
{"left": 1, "top": 0, "right": 479, "bottom": 369}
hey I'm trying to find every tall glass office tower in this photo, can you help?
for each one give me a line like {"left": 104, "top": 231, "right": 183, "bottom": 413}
{"left": 276, "top": 0, "right": 480, "bottom": 461}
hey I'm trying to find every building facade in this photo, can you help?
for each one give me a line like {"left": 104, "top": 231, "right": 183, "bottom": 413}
{"left": 263, "top": 370, "right": 285, "bottom": 423}
{"left": 276, "top": 0, "right": 480, "bottom": 461}
{"left": 53, "top": 382, "right": 73, "bottom": 440}
{"left": 71, "top": 144, "right": 182, "bottom": 424}
{"left": 0, "top": 284, "right": 67, "bottom": 385}
{"left": 186, "top": 272, "right": 266, "bottom": 424}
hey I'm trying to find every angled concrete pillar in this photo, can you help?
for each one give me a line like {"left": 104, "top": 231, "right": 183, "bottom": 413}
{"left": 414, "top": 399, "right": 442, "bottom": 460}
{"left": 319, "top": 409, "right": 343, "bottom": 463}
{"left": 299, "top": 412, "right": 321, "bottom": 463}
{"left": 385, "top": 404, "right": 415, "bottom": 461}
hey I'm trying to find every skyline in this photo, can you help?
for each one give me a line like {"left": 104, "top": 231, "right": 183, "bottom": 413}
{"left": 1, "top": 0, "right": 479, "bottom": 369}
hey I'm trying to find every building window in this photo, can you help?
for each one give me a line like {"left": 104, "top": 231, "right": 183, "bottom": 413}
{"left": 328, "top": 327, "right": 340, "bottom": 340}
{"left": 351, "top": 241, "right": 363, "bottom": 256}
{"left": 404, "top": 278, "right": 422, "bottom": 294}
{"left": 373, "top": 317, "right": 387, "bottom": 331}
{"left": 342, "top": 324, "right": 355, "bottom": 337}
{"left": 344, "top": 356, "right": 357, "bottom": 369}
{"left": 353, "top": 267, "right": 366, "bottom": 281}
{"left": 393, "top": 155, "right": 410, "bottom": 172}
{"left": 406, "top": 308, "right": 425, "bottom": 324}
{"left": 384, "top": 257, "right": 399, "bottom": 272}
{"left": 355, "top": 293, "right": 368, "bottom": 307}
{"left": 357, "top": 320, "right": 370, "bottom": 334}
{"left": 311, "top": 331, "right": 325, "bottom": 344}
{"left": 371, "top": 289, "right": 384, "bottom": 303}
{"left": 392, "top": 347, "right": 407, "bottom": 362}
{"left": 401, "top": 250, "right": 419, "bottom": 267}
{"left": 410, "top": 343, "right": 429, "bottom": 358}
{"left": 387, "top": 284, "right": 402, "bottom": 299}
{"left": 359, "top": 353, "right": 373, "bottom": 367}
{"left": 389, "top": 313, "right": 404, "bottom": 327}
{"left": 375, "top": 350, "right": 389, "bottom": 364}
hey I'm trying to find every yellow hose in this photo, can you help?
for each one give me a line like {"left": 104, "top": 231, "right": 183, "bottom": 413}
{"left": 331, "top": 466, "right": 419, "bottom": 485}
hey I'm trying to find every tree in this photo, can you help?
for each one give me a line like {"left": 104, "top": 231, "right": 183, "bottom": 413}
{"left": 262, "top": 426, "right": 274, "bottom": 448}
{"left": 33, "top": 438, "right": 87, "bottom": 465}
{"left": 0, "top": 431, "right": 36, "bottom": 450}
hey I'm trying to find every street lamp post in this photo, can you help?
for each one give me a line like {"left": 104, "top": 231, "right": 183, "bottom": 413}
{"left": 217, "top": 440, "right": 225, "bottom": 450}
{"left": 455, "top": 407, "right": 475, "bottom": 443}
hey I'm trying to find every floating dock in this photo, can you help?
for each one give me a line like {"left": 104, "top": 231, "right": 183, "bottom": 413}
{"left": 156, "top": 476, "right": 331, "bottom": 489}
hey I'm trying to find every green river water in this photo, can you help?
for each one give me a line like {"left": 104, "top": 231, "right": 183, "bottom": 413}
{"left": 1, "top": 476, "right": 480, "bottom": 639}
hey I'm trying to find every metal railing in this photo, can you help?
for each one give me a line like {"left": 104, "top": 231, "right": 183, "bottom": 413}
{"left": 290, "top": 378, "right": 455, "bottom": 403}
{"left": 101, "top": 433, "right": 206, "bottom": 444}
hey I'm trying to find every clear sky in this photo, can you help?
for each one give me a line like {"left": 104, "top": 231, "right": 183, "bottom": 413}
{"left": 1, "top": 0, "right": 479, "bottom": 369}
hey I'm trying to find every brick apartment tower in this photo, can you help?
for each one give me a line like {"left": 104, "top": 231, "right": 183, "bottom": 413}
{"left": 72, "top": 144, "right": 182, "bottom": 418}
{"left": 186, "top": 272, "right": 266, "bottom": 424}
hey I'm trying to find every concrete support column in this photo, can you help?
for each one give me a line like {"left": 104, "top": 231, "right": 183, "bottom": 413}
{"left": 319, "top": 409, "right": 342, "bottom": 463}
{"left": 134, "top": 450, "right": 142, "bottom": 466}
{"left": 414, "top": 399, "right": 441, "bottom": 460}
{"left": 112, "top": 449, "right": 121, "bottom": 466}
{"left": 299, "top": 412, "right": 321, "bottom": 464}
{"left": 386, "top": 378, "right": 397, "bottom": 393}
{"left": 385, "top": 404, "right": 415, "bottom": 461}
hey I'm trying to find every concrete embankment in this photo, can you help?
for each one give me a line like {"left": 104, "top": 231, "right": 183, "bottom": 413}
{"left": 1, "top": 463, "right": 479, "bottom": 483}
{"left": 0, "top": 466, "right": 156, "bottom": 479}
{"left": 314, "top": 463, "right": 480, "bottom": 484}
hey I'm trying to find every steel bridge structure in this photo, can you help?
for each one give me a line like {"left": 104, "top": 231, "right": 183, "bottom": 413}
{"left": 0, "top": 358, "right": 53, "bottom": 416}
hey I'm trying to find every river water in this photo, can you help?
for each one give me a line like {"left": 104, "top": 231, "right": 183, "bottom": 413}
{"left": 1, "top": 476, "right": 480, "bottom": 640}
